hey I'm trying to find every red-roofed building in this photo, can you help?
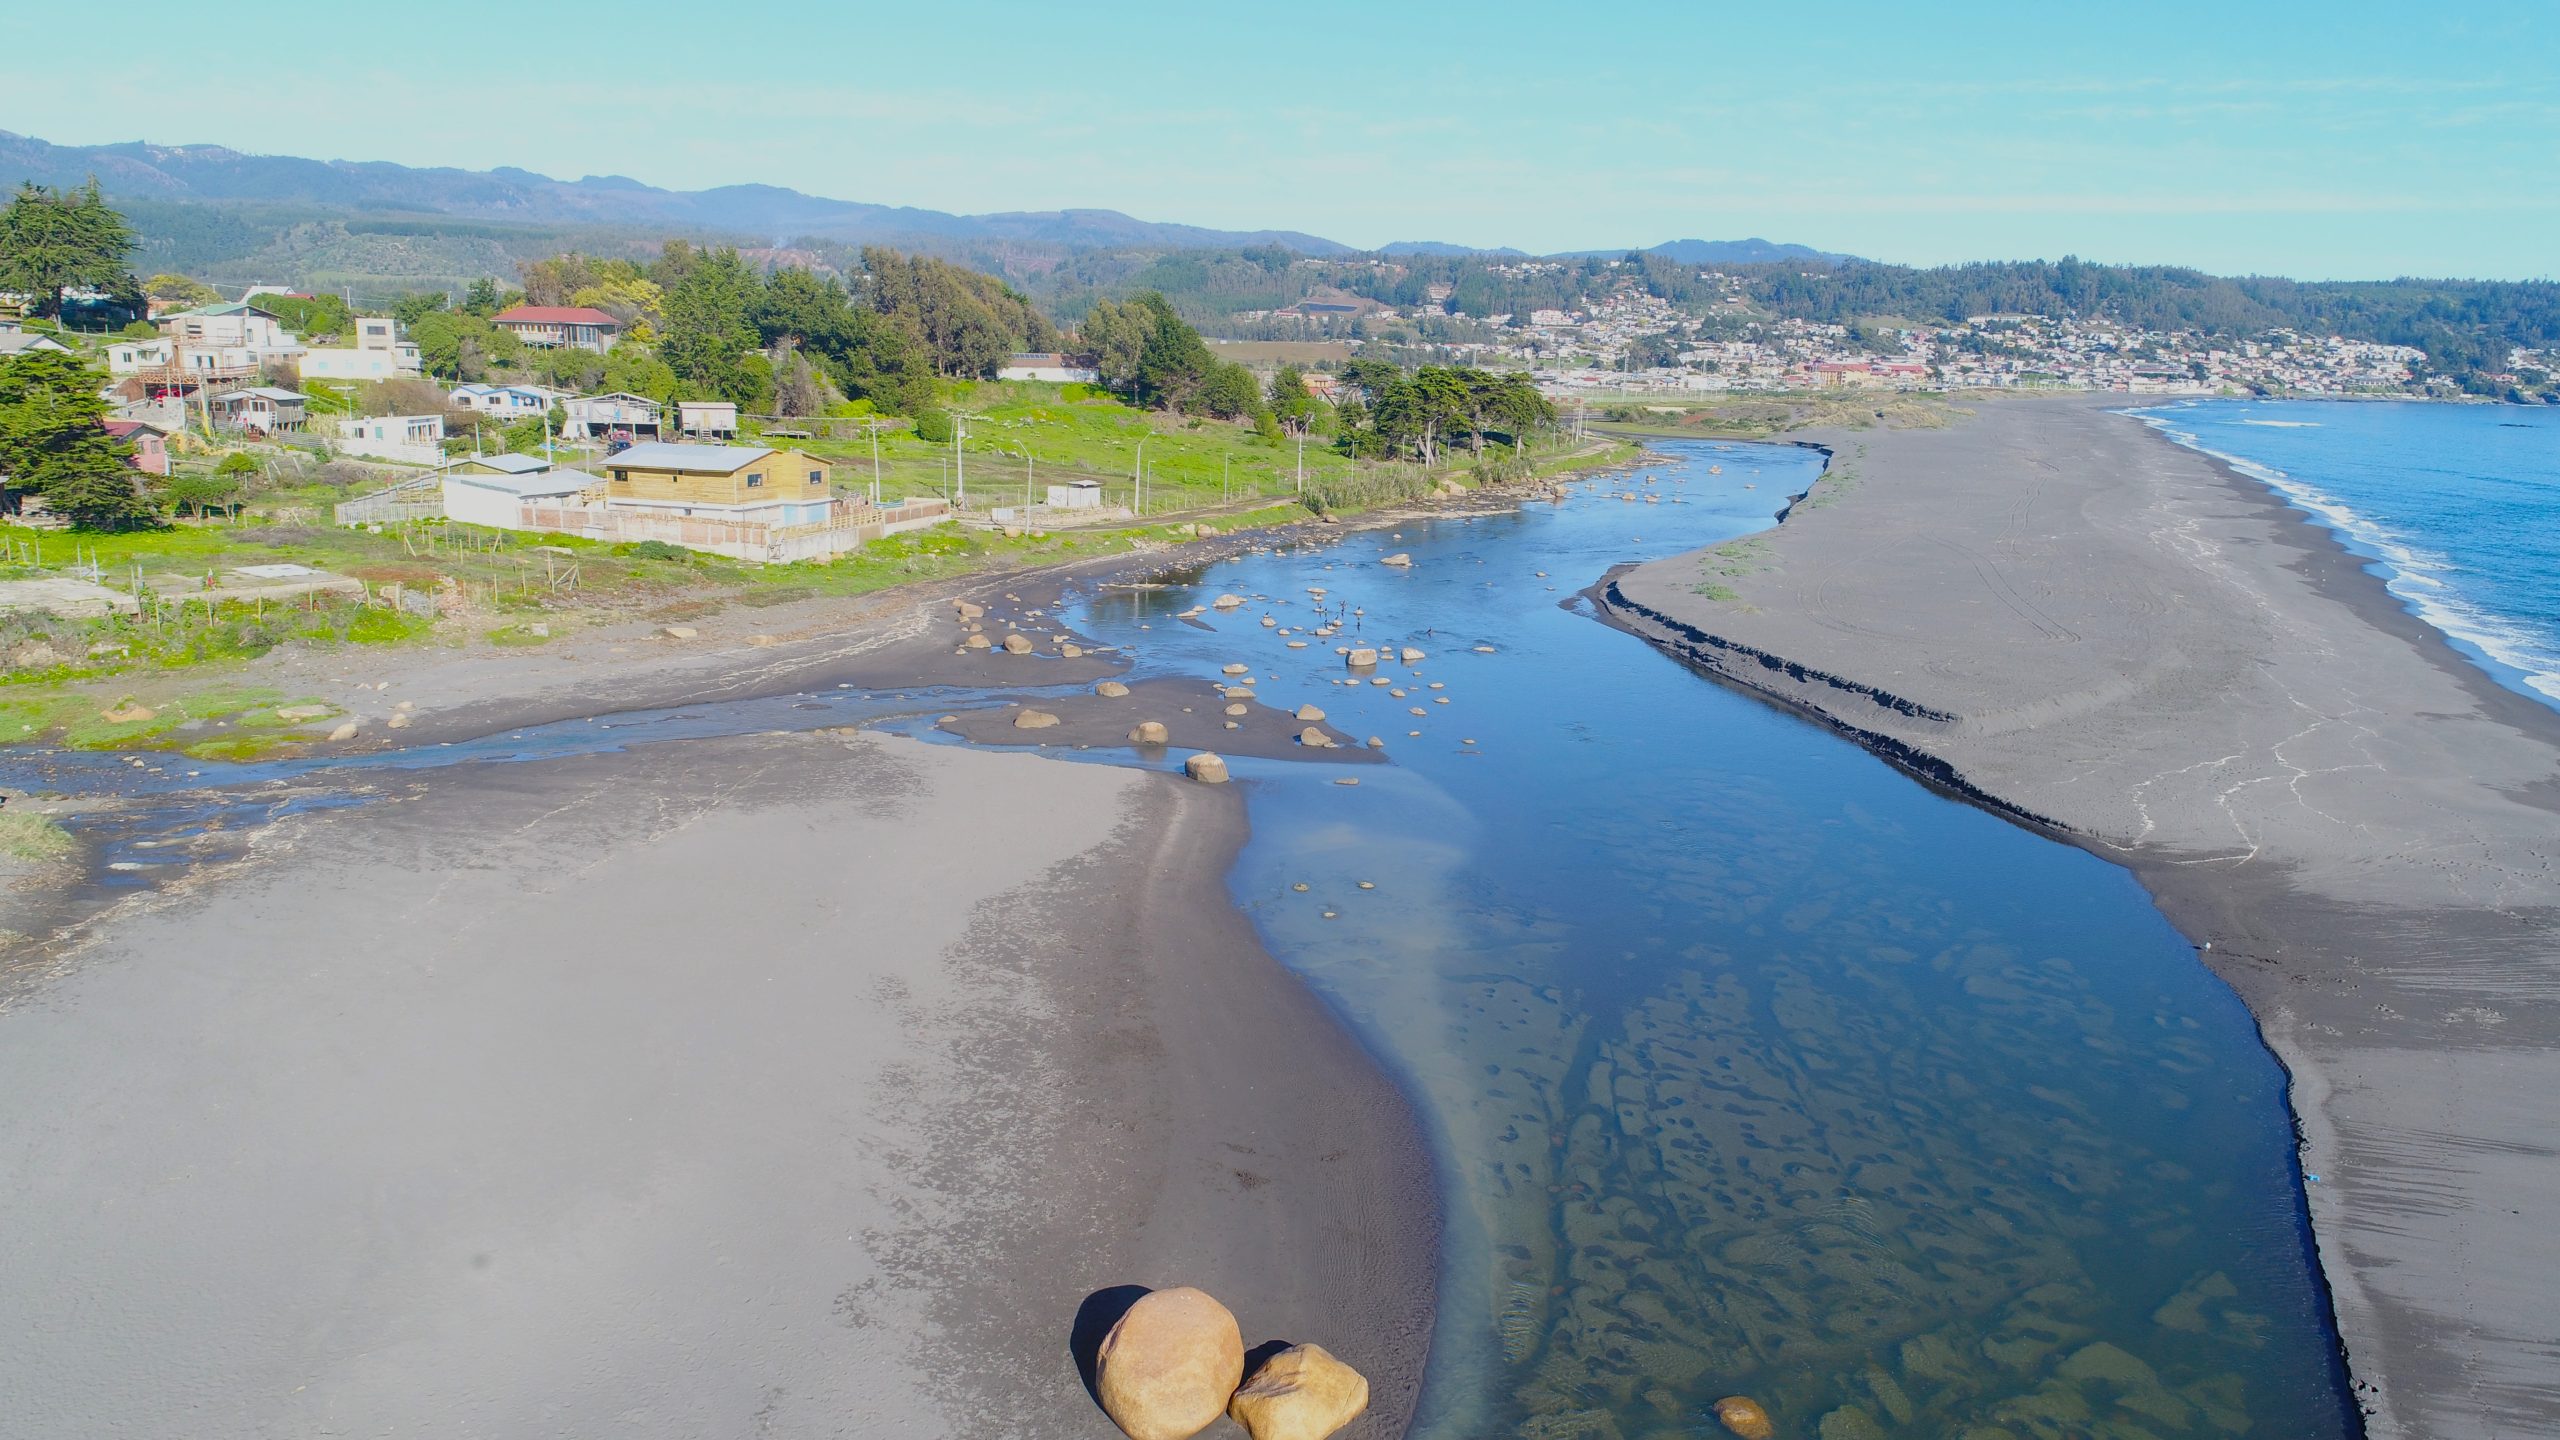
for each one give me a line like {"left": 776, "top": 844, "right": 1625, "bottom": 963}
{"left": 491, "top": 305, "right": 621, "bottom": 353}
{"left": 103, "top": 418, "right": 170, "bottom": 475}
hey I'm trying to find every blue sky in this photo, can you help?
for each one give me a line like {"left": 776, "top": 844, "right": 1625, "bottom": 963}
{"left": 5, "top": 2, "right": 2554, "bottom": 278}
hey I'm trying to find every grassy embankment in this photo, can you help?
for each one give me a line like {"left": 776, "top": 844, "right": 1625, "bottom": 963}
{"left": 1587, "top": 390, "right": 1967, "bottom": 440}
{"left": 3, "top": 381, "right": 1631, "bottom": 751}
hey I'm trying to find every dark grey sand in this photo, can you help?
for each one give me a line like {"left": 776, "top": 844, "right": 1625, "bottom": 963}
{"left": 0, "top": 732, "right": 1435, "bottom": 1437}
{"left": 1600, "top": 394, "right": 2560, "bottom": 1440}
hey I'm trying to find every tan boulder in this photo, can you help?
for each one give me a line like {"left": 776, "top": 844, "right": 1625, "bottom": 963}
{"left": 1095, "top": 680, "right": 1131, "bottom": 698}
{"left": 965, "top": 633, "right": 994, "bottom": 650}
{"left": 1224, "top": 685, "right": 1256, "bottom": 701}
{"left": 1228, "top": 1343, "right": 1369, "bottom": 1440}
{"left": 1184, "top": 753, "right": 1230, "bottom": 784}
{"left": 1400, "top": 647, "right": 1425, "bottom": 663}
{"left": 1211, "top": 594, "right": 1246, "bottom": 609}
{"left": 1096, "top": 1288, "right": 1242, "bottom": 1440}
{"left": 954, "top": 600, "right": 985, "bottom": 619}
{"left": 659, "top": 624, "right": 697, "bottom": 640}
{"left": 1129, "top": 720, "right": 1171, "bottom": 745}
{"left": 386, "top": 712, "right": 411, "bottom": 730}
{"left": 1003, "top": 633, "right": 1034, "bottom": 654}
{"left": 1223, "top": 663, "right": 1251, "bottom": 676}
{"left": 327, "top": 721, "right": 360, "bottom": 742}
{"left": 1714, "top": 1396, "right": 1775, "bottom": 1440}
{"left": 1224, "top": 703, "right": 1249, "bottom": 717}
{"left": 1379, "top": 552, "right": 1412, "bottom": 567}
{"left": 1299, "top": 727, "right": 1334, "bottom": 748}
{"left": 1295, "top": 705, "right": 1326, "bottom": 722}
{"left": 1345, "top": 648, "right": 1378, "bottom": 668}
{"left": 1014, "top": 709, "right": 1061, "bottom": 730}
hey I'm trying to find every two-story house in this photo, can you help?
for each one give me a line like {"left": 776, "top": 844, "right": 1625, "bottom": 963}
{"left": 302, "top": 315, "right": 425, "bottom": 380}
{"left": 491, "top": 305, "right": 620, "bottom": 353}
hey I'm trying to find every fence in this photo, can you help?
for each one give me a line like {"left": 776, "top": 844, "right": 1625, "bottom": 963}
{"left": 334, "top": 474, "right": 445, "bottom": 527}
{"left": 513, "top": 498, "right": 952, "bottom": 564}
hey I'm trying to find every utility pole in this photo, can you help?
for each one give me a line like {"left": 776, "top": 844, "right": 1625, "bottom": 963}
{"left": 869, "top": 421, "right": 882, "bottom": 506}
{"left": 1133, "top": 434, "right": 1148, "bottom": 515}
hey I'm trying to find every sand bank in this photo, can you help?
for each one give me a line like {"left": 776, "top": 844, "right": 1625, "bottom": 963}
{"left": 0, "top": 731, "right": 1434, "bottom": 1437}
{"left": 1599, "top": 395, "right": 2560, "bottom": 1440}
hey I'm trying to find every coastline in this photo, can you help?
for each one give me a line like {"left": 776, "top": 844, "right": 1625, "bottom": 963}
{"left": 1594, "top": 394, "right": 2560, "bottom": 1440}
{"left": 0, "top": 729, "right": 1438, "bottom": 1437}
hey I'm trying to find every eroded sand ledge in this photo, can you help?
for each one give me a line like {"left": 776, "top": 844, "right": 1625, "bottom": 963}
{"left": 1598, "top": 394, "right": 2560, "bottom": 1440}
{"left": 0, "top": 732, "right": 1436, "bottom": 1437}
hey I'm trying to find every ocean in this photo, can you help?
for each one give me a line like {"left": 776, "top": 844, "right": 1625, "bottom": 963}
{"left": 2133, "top": 399, "right": 2560, "bottom": 707}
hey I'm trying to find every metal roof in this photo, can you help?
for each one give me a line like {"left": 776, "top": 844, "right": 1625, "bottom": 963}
{"left": 447, "top": 467, "right": 593, "bottom": 497}
{"left": 492, "top": 306, "right": 619, "bottom": 326}
{"left": 441, "top": 453, "right": 554, "bottom": 475}
{"left": 606, "top": 442, "right": 776, "bottom": 474}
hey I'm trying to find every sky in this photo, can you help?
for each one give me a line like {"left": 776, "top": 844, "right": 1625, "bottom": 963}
{"left": 5, "top": 1, "right": 2556, "bottom": 279}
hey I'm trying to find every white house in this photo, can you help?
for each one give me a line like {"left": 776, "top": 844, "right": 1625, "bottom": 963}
{"left": 563, "top": 391, "right": 664, "bottom": 441}
{"left": 159, "top": 302, "right": 302, "bottom": 353}
{"left": 450, "top": 383, "right": 562, "bottom": 418}
{"left": 1046, "top": 479, "right": 1105, "bottom": 509}
{"left": 336, "top": 414, "right": 446, "bottom": 465}
{"left": 999, "top": 351, "right": 1101, "bottom": 383}
{"left": 439, "top": 455, "right": 594, "bottom": 530}
{"left": 0, "top": 325, "right": 71, "bottom": 358}
{"left": 301, "top": 315, "right": 423, "bottom": 380}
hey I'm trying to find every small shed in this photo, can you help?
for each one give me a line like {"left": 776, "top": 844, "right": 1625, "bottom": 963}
{"left": 1046, "top": 479, "right": 1104, "bottom": 510}
{"left": 677, "top": 400, "right": 739, "bottom": 439}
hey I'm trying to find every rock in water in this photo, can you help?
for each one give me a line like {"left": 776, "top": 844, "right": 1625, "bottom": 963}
{"left": 1184, "top": 753, "right": 1230, "bottom": 784}
{"left": 1097, "top": 1288, "right": 1243, "bottom": 1440}
{"left": 1002, "top": 633, "right": 1034, "bottom": 655}
{"left": 1299, "top": 727, "right": 1335, "bottom": 748}
{"left": 1014, "top": 709, "right": 1061, "bottom": 730}
{"left": 1095, "top": 680, "right": 1131, "bottom": 697}
{"left": 1400, "top": 647, "right": 1426, "bottom": 663}
{"left": 1379, "top": 552, "right": 1412, "bottom": 567}
{"left": 1130, "top": 721, "right": 1170, "bottom": 744}
{"left": 1228, "top": 1343, "right": 1369, "bottom": 1440}
{"left": 1211, "top": 593, "right": 1246, "bottom": 610}
{"left": 1345, "top": 647, "right": 1378, "bottom": 668}
{"left": 1714, "top": 1396, "right": 1775, "bottom": 1440}
{"left": 1295, "top": 704, "right": 1327, "bottom": 722}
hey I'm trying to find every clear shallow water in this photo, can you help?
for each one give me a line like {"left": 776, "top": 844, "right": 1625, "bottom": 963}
{"left": 1058, "top": 444, "right": 2353, "bottom": 1440}
{"left": 0, "top": 441, "right": 2356, "bottom": 1439}
{"left": 2133, "top": 399, "right": 2560, "bottom": 708}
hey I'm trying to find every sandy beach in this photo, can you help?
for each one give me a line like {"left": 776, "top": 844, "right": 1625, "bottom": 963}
{"left": 0, "top": 728, "right": 1436, "bottom": 1437}
{"left": 1599, "top": 394, "right": 2560, "bottom": 1440}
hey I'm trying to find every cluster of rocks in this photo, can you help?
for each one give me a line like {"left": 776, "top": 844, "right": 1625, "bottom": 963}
{"left": 1095, "top": 1287, "right": 1368, "bottom": 1440}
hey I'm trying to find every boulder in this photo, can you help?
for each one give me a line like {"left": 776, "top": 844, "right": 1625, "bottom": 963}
{"left": 1129, "top": 720, "right": 1171, "bottom": 744}
{"left": 1061, "top": 643, "right": 1085, "bottom": 658}
{"left": 1400, "top": 647, "right": 1426, "bottom": 663}
{"left": 1013, "top": 709, "right": 1060, "bottom": 730}
{"left": 1223, "top": 663, "right": 1251, "bottom": 676}
{"left": 1224, "top": 703, "right": 1248, "bottom": 717}
{"left": 659, "top": 624, "right": 698, "bottom": 640}
{"left": 1224, "top": 686, "right": 1256, "bottom": 701}
{"left": 965, "top": 633, "right": 994, "bottom": 650}
{"left": 1095, "top": 681, "right": 1132, "bottom": 698}
{"left": 1295, "top": 705, "right": 1326, "bottom": 722}
{"left": 1299, "top": 727, "right": 1334, "bottom": 748}
{"left": 1003, "top": 633, "right": 1035, "bottom": 655}
{"left": 386, "top": 713, "right": 411, "bottom": 730}
{"left": 1211, "top": 594, "right": 1246, "bottom": 610}
{"left": 1184, "top": 753, "right": 1230, "bottom": 785}
{"left": 328, "top": 721, "right": 360, "bottom": 742}
{"left": 1345, "top": 648, "right": 1378, "bottom": 668}
{"left": 954, "top": 600, "right": 985, "bottom": 619}
{"left": 1714, "top": 1396, "right": 1775, "bottom": 1440}
{"left": 1379, "top": 553, "right": 1412, "bottom": 567}
{"left": 1227, "top": 1343, "right": 1370, "bottom": 1440}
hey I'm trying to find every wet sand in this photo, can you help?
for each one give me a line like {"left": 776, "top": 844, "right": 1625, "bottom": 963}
{"left": 0, "top": 732, "right": 1436, "bottom": 1437}
{"left": 1598, "top": 394, "right": 2560, "bottom": 1440}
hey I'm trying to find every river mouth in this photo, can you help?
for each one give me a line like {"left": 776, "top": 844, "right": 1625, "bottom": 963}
{"left": 1051, "top": 441, "right": 2355, "bottom": 1440}
{"left": 1, "top": 440, "right": 2354, "bottom": 1439}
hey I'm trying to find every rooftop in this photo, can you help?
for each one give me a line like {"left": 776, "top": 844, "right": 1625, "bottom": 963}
{"left": 607, "top": 442, "right": 777, "bottom": 474}
{"left": 493, "top": 305, "right": 619, "bottom": 326}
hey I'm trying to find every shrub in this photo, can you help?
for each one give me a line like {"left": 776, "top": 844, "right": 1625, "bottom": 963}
{"left": 911, "top": 407, "right": 954, "bottom": 443}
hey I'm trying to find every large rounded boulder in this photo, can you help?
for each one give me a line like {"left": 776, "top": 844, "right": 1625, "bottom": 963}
{"left": 1095, "top": 1287, "right": 1245, "bottom": 1440}
{"left": 1184, "top": 753, "right": 1230, "bottom": 784}
{"left": 1228, "top": 1343, "right": 1369, "bottom": 1440}
{"left": 1129, "top": 720, "right": 1171, "bottom": 745}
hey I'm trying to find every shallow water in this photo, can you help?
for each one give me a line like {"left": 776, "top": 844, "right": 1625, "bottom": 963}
{"left": 1057, "top": 443, "right": 2355, "bottom": 1440}
{"left": 0, "top": 440, "right": 2356, "bottom": 1439}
